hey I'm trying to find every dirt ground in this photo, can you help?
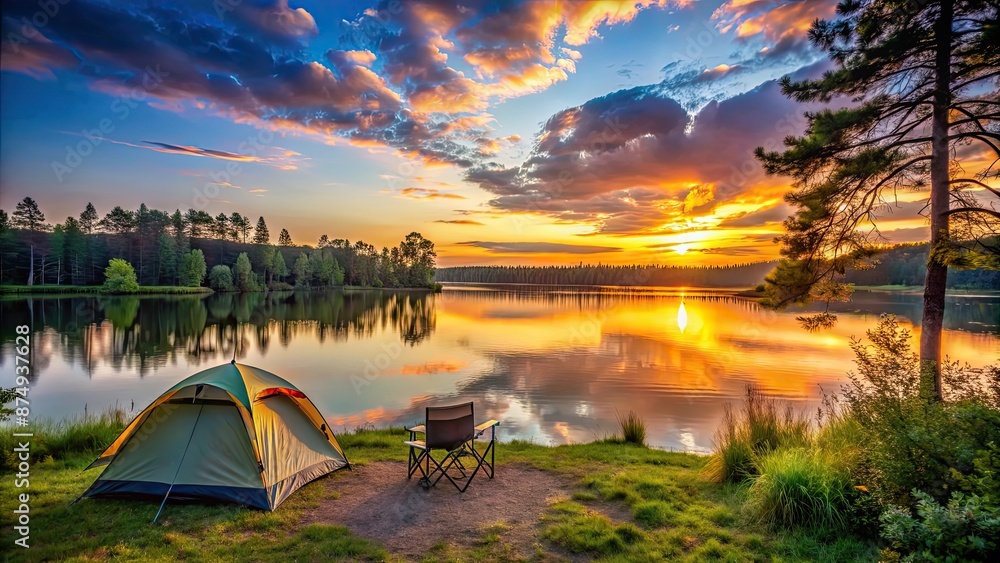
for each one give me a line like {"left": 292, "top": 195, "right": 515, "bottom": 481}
{"left": 302, "top": 461, "right": 574, "bottom": 559}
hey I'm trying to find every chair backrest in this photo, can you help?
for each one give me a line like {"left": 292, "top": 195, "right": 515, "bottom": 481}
{"left": 425, "top": 402, "right": 475, "bottom": 450}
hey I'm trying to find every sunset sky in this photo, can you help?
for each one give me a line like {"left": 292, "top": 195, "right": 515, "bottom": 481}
{"left": 0, "top": 0, "right": 942, "bottom": 266}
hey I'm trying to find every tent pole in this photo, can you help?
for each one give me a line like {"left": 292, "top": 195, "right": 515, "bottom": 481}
{"left": 153, "top": 404, "right": 205, "bottom": 523}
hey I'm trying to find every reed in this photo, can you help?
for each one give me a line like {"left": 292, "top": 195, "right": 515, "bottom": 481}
{"left": 616, "top": 410, "right": 647, "bottom": 446}
{"left": 705, "top": 385, "right": 811, "bottom": 483}
{"left": 0, "top": 407, "right": 130, "bottom": 470}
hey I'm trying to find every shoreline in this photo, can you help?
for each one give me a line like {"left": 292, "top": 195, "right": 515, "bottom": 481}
{"left": 0, "top": 285, "right": 214, "bottom": 296}
{"left": 0, "top": 284, "right": 442, "bottom": 297}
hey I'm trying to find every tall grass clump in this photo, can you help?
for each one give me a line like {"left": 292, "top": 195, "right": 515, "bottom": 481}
{"left": 705, "top": 385, "right": 810, "bottom": 483}
{"left": 0, "top": 408, "right": 129, "bottom": 470}
{"left": 616, "top": 410, "right": 647, "bottom": 446}
{"left": 747, "top": 448, "right": 854, "bottom": 530}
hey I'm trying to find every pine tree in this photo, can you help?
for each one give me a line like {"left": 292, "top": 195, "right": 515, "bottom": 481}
{"left": 234, "top": 252, "right": 255, "bottom": 291}
{"left": 213, "top": 213, "right": 230, "bottom": 240}
{"left": 252, "top": 216, "right": 270, "bottom": 244}
{"left": 293, "top": 252, "right": 311, "bottom": 287}
{"left": 157, "top": 232, "right": 177, "bottom": 285}
{"left": 62, "top": 217, "right": 85, "bottom": 285}
{"left": 754, "top": 0, "right": 1000, "bottom": 401}
{"left": 278, "top": 228, "right": 293, "bottom": 247}
{"left": 79, "top": 202, "right": 98, "bottom": 234}
{"left": 12, "top": 197, "right": 48, "bottom": 285}
{"left": 272, "top": 250, "right": 289, "bottom": 281}
{"left": 12, "top": 197, "right": 45, "bottom": 231}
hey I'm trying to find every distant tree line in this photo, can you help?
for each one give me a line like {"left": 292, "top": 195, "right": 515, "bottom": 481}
{"left": 436, "top": 243, "right": 999, "bottom": 290}
{"left": 843, "top": 242, "right": 1000, "bottom": 290}
{"left": 0, "top": 197, "right": 437, "bottom": 290}
{"left": 434, "top": 262, "right": 778, "bottom": 288}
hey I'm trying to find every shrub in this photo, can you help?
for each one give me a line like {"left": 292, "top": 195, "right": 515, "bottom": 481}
{"left": 0, "top": 387, "right": 16, "bottom": 420}
{"left": 101, "top": 258, "right": 139, "bottom": 293}
{"left": 880, "top": 490, "right": 1000, "bottom": 562}
{"left": 705, "top": 385, "right": 811, "bottom": 483}
{"left": 616, "top": 410, "right": 646, "bottom": 446}
{"left": 747, "top": 448, "right": 854, "bottom": 530}
{"left": 178, "top": 249, "right": 207, "bottom": 287}
{"left": 234, "top": 252, "right": 262, "bottom": 292}
{"left": 842, "top": 315, "right": 1000, "bottom": 506}
{"left": 208, "top": 265, "right": 235, "bottom": 291}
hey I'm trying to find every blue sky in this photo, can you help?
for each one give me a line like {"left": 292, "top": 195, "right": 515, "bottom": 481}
{"left": 2, "top": 0, "right": 937, "bottom": 265}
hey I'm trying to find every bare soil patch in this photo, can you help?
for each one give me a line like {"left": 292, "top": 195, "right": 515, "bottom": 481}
{"left": 302, "top": 461, "right": 573, "bottom": 559}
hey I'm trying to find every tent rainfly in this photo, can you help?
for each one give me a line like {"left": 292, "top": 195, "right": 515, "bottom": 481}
{"left": 78, "top": 362, "right": 349, "bottom": 517}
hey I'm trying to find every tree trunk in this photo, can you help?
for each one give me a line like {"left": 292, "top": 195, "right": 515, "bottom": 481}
{"left": 919, "top": 0, "right": 954, "bottom": 403}
{"left": 27, "top": 245, "right": 34, "bottom": 286}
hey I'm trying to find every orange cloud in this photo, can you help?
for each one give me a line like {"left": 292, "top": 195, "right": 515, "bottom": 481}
{"left": 390, "top": 187, "right": 467, "bottom": 201}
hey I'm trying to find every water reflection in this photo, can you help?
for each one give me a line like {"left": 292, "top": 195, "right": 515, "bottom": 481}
{"left": 0, "top": 286, "right": 996, "bottom": 452}
{"left": 0, "top": 290, "right": 436, "bottom": 379}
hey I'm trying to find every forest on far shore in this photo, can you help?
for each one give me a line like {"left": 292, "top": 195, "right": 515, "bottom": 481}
{"left": 0, "top": 198, "right": 438, "bottom": 290}
{"left": 436, "top": 241, "right": 1000, "bottom": 290}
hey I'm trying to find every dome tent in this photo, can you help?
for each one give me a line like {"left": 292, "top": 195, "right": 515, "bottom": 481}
{"left": 78, "top": 362, "right": 349, "bottom": 516}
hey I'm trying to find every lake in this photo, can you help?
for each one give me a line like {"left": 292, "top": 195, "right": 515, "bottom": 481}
{"left": 2, "top": 286, "right": 997, "bottom": 452}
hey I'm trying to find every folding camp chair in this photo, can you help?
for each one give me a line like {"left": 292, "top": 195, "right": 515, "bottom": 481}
{"left": 404, "top": 402, "right": 499, "bottom": 492}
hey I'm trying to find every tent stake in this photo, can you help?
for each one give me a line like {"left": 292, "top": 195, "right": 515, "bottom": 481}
{"left": 153, "top": 484, "right": 173, "bottom": 523}
{"left": 153, "top": 404, "right": 205, "bottom": 524}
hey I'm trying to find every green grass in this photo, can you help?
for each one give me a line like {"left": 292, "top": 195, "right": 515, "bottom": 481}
{"left": 704, "top": 385, "right": 811, "bottom": 484}
{"left": 0, "top": 419, "right": 878, "bottom": 562}
{"left": 746, "top": 448, "right": 853, "bottom": 530}
{"left": 0, "top": 284, "right": 213, "bottom": 295}
{"left": 0, "top": 408, "right": 130, "bottom": 470}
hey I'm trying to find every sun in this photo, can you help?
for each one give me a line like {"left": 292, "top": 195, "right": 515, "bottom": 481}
{"left": 674, "top": 243, "right": 691, "bottom": 255}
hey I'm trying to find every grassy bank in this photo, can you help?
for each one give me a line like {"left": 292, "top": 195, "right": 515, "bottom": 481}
{"left": 0, "top": 413, "right": 878, "bottom": 562}
{"left": 0, "top": 284, "right": 213, "bottom": 295}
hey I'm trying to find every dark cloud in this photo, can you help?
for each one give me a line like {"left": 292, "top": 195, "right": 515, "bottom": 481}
{"left": 434, "top": 219, "right": 485, "bottom": 225}
{"left": 458, "top": 241, "right": 624, "bottom": 254}
{"left": 224, "top": 0, "right": 319, "bottom": 44}
{"left": 466, "top": 63, "right": 833, "bottom": 235}
{"left": 141, "top": 141, "right": 266, "bottom": 161}
{"left": 0, "top": 0, "right": 486, "bottom": 167}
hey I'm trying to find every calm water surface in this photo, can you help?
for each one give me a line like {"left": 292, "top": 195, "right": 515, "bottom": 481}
{"left": 2, "top": 285, "right": 997, "bottom": 452}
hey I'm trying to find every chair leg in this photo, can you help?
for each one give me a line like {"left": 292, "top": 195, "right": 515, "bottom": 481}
{"left": 408, "top": 445, "right": 432, "bottom": 484}
{"left": 409, "top": 428, "right": 498, "bottom": 492}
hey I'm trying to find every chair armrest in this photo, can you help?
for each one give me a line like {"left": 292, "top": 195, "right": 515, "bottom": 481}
{"left": 475, "top": 419, "right": 500, "bottom": 433}
{"left": 406, "top": 424, "right": 425, "bottom": 434}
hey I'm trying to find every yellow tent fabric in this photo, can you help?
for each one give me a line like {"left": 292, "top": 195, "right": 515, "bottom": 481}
{"left": 79, "top": 362, "right": 349, "bottom": 511}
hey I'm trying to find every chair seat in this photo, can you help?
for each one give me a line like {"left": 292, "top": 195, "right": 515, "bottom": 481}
{"left": 403, "top": 440, "right": 427, "bottom": 450}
